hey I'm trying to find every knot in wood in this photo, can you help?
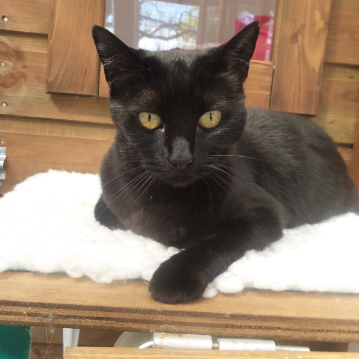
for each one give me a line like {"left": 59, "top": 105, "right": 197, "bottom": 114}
{"left": 290, "top": 31, "right": 301, "bottom": 43}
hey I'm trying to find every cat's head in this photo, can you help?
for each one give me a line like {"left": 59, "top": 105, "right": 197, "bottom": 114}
{"left": 93, "top": 23, "right": 259, "bottom": 187}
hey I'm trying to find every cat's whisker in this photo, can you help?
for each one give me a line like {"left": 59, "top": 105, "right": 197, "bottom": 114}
{"left": 120, "top": 171, "right": 151, "bottom": 202}
{"left": 135, "top": 175, "right": 157, "bottom": 204}
{"left": 200, "top": 173, "right": 214, "bottom": 196}
{"left": 208, "top": 164, "right": 243, "bottom": 183}
{"left": 206, "top": 171, "right": 230, "bottom": 196}
{"left": 202, "top": 172, "right": 221, "bottom": 195}
{"left": 215, "top": 162, "right": 255, "bottom": 177}
{"left": 207, "top": 164, "right": 264, "bottom": 222}
{"left": 131, "top": 173, "right": 154, "bottom": 202}
{"left": 210, "top": 163, "right": 303, "bottom": 225}
{"left": 96, "top": 171, "right": 150, "bottom": 220}
{"left": 213, "top": 156, "right": 293, "bottom": 180}
{"left": 209, "top": 154, "right": 270, "bottom": 163}
{"left": 108, "top": 171, "right": 149, "bottom": 199}
{"left": 215, "top": 163, "right": 302, "bottom": 215}
{"left": 101, "top": 166, "right": 143, "bottom": 187}
{"left": 213, "top": 172, "right": 268, "bottom": 231}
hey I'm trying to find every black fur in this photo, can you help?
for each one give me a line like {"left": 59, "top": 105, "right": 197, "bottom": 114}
{"left": 92, "top": 22, "right": 358, "bottom": 304}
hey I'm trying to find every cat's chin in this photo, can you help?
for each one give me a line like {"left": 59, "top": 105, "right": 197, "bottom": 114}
{"left": 162, "top": 174, "right": 198, "bottom": 188}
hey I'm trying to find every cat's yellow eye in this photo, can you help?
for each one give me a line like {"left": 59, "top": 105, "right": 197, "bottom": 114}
{"left": 138, "top": 112, "right": 162, "bottom": 130}
{"left": 198, "top": 111, "right": 222, "bottom": 129}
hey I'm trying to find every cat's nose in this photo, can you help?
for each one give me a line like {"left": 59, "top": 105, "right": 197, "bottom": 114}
{"left": 168, "top": 155, "right": 194, "bottom": 168}
{"left": 168, "top": 137, "right": 194, "bottom": 169}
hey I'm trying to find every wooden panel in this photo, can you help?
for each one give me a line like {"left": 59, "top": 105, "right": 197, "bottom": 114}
{"left": 31, "top": 343, "right": 62, "bottom": 359}
{"left": 0, "top": 132, "right": 111, "bottom": 193}
{"left": 65, "top": 348, "right": 359, "bottom": 359}
{"left": 245, "top": 61, "right": 273, "bottom": 110}
{"left": 31, "top": 327, "right": 63, "bottom": 345}
{"left": 311, "top": 64, "right": 359, "bottom": 144}
{"left": 0, "top": 116, "right": 116, "bottom": 141}
{"left": 47, "top": 0, "right": 106, "bottom": 96}
{"left": 270, "top": 0, "right": 331, "bottom": 115}
{"left": 336, "top": 144, "right": 353, "bottom": 169}
{"left": 99, "top": 60, "right": 274, "bottom": 110}
{"left": 1, "top": 272, "right": 359, "bottom": 342}
{"left": 325, "top": 0, "right": 359, "bottom": 66}
{"left": 31, "top": 326, "right": 122, "bottom": 347}
{"left": 0, "top": 0, "right": 52, "bottom": 35}
{"left": 0, "top": 33, "right": 112, "bottom": 124}
{"left": 78, "top": 329, "right": 122, "bottom": 347}
{"left": 280, "top": 340, "right": 348, "bottom": 353}
{"left": 349, "top": 117, "right": 359, "bottom": 194}
{"left": 30, "top": 327, "right": 348, "bottom": 353}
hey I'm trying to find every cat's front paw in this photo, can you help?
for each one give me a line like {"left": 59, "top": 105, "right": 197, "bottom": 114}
{"left": 148, "top": 257, "right": 208, "bottom": 304}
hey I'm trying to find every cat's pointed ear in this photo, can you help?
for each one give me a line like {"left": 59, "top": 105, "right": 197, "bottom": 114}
{"left": 215, "top": 21, "right": 260, "bottom": 80}
{"left": 92, "top": 25, "right": 143, "bottom": 85}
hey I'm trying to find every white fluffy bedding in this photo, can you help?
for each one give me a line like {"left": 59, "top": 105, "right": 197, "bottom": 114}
{"left": 1, "top": 170, "right": 359, "bottom": 298}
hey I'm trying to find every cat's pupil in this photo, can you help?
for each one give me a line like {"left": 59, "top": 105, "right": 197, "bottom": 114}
{"left": 209, "top": 113, "right": 213, "bottom": 121}
{"left": 148, "top": 114, "right": 151, "bottom": 122}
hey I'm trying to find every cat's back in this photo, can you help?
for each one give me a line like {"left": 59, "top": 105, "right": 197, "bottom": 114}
{"left": 244, "top": 107, "right": 325, "bottom": 145}
{"left": 239, "top": 107, "right": 358, "bottom": 226}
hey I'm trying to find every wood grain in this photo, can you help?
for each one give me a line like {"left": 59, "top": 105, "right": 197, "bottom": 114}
{"left": 270, "top": 0, "right": 331, "bottom": 115}
{"left": 279, "top": 340, "right": 348, "bottom": 353}
{"left": 349, "top": 116, "right": 359, "bottom": 194}
{"left": 65, "top": 348, "right": 359, "bottom": 359}
{"left": 31, "top": 326, "right": 122, "bottom": 347}
{"left": 0, "top": 0, "right": 52, "bottom": 35}
{"left": 47, "top": 0, "right": 105, "bottom": 96}
{"left": 325, "top": 0, "right": 359, "bottom": 66}
{"left": 0, "top": 132, "right": 111, "bottom": 193}
{"left": 1, "top": 272, "right": 359, "bottom": 342}
{"left": 245, "top": 61, "right": 273, "bottom": 110}
{"left": 0, "top": 33, "right": 112, "bottom": 125}
{"left": 30, "top": 343, "right": 62, "bottom": 359}
{"left": 31, "top": 326, "right": 63, "bottom": 345}
{"left": 0, "top": 116, "right": 116, "bottom": 141}
{"left": 336, "top": 144, "right": 353, "bottom": 169}
{"left": 311, "top": 64, "right": 359, "bottom": 144}
{"left": 78, "top": 329, "right": 122, "bottom": 347}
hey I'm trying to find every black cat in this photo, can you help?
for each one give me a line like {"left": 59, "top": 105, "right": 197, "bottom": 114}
{"left": 92, "top": 22, "right": 358, "bottom": 304}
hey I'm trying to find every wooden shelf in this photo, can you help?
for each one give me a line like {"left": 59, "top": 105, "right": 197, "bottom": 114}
{"left": 1, "top": 272, "right": 359, "bottom": 342}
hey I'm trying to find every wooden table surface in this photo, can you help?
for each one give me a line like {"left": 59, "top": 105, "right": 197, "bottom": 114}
{"left": 1, "top": 272, "right": 359, "bottom": 342}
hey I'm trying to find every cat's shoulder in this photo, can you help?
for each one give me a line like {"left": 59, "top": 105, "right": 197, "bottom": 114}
{"left": 244, "top": 106, "right": 327, "bottom": 139}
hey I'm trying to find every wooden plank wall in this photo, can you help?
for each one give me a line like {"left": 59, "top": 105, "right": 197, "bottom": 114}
{"left": 317, "top": 0, "right": 359, "bottom": 190}
{"left": 0, "top": 0, "right": 358, "bottom": 185}
{"left": 325, "top": 0, "right": 359, "bottom": 66}
{"left": 270, "top": 0, "right": 332, "bottom": 115}
{"left": 47, "top": 0, "right": 106, "bottom": 96}
{"left": 0, "top": 0, "right": 52, "bottom": 35}
{"left": 0, "top": 2, "right": 357, "bottom": 184}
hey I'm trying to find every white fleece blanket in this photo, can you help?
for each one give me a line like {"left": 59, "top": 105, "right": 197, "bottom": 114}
{"left": 1, "top": 170, "right": 359, "bottom": 298}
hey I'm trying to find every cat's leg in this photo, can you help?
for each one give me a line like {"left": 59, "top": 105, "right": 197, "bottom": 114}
{"left": 149, "top": 206, "right": 284, "bottom": 304}
{"left": 94, "top": 195, "right": 127, "bottom": 231}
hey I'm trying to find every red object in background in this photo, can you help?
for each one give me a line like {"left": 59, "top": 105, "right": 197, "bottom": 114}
{"left": 235, "top": 15, "right": 274, "bottom": 62}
